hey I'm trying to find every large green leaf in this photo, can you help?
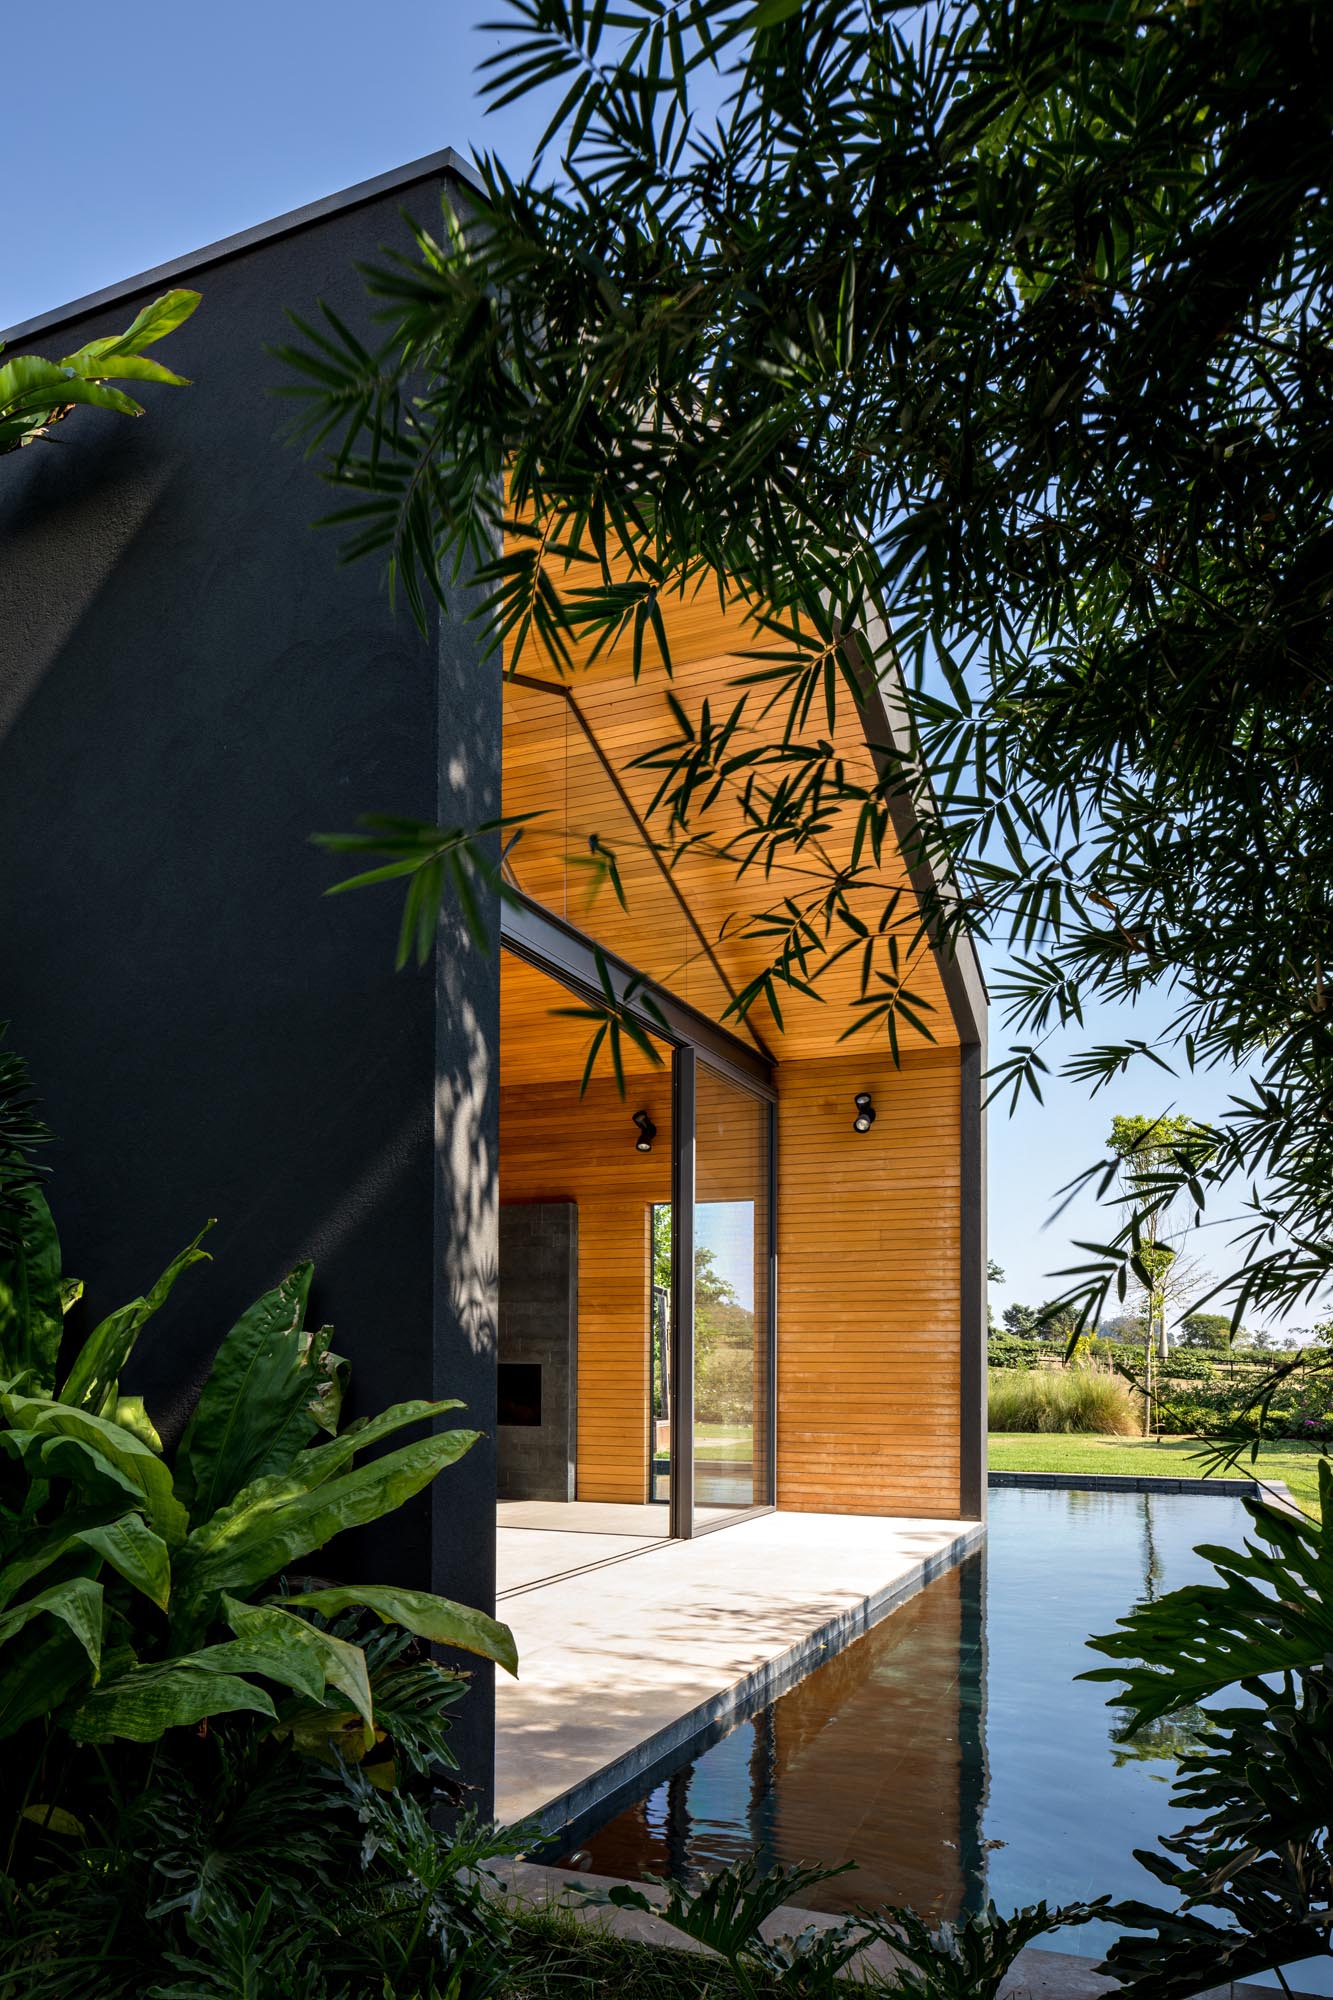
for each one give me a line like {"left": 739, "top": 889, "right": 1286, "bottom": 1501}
{"left": 0, "top": 1426, "right": 146, "bottom": 1510}
{"left": 0, "top": 1503, "right": 125, "bottom": 1610}
{"left": 1084, "top": 1467, "right": 1333, "bottom": 1725}
{"left": 284, "top": 1582, "right": 518, "bottom": 1677}
{"left": 59, "top": 1221, "right": 213, "bottom": 1414}
{"left": 174, "top": 1425, "right": 479, "bottom": 1627}
{"left": 77, "top": 1514, "right": 171, "bottom": 1611}
{"left": 224, "top": 1595, "right": 374, "bottom": 1747}
{"left": 62, "top": 288, "right": 200, "bottom": 364}
{"left": 0, "top": 1189, "right": 63, "bottom": 1389}
{"left": 0, "top": 1391, "right": 187, "bottom": 1543}
{"left": 0, "top": 1625, "right": 97, "bottom": 1739}
{"left": 175, "top": 1265, "right": 343, "bottom": 1521}
{"left": 68, "top": 1652, "right": 276, "bottom": 1743}
{"left": 0, "top": 1576, "right": 102, "bottom": 1677}
{"left": 179, "top": 1397, "right": 464, "bottom": 1561}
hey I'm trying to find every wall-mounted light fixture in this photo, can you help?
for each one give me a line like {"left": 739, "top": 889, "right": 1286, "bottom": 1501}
{"left": 852, "top": 1091, "right": 877, "bottom": 1135}
{"left": 633, "top": 1109, "right": 657, "bottom": 1154}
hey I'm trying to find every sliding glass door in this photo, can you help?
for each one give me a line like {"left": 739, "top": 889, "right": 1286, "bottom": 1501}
{"left": 691, "top": 1062, "right": 774, "bottom": 1530}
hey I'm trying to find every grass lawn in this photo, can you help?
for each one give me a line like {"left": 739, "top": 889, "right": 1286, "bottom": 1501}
{"left": 988, "top": 1431, "right": 1328, "bottom": 1519}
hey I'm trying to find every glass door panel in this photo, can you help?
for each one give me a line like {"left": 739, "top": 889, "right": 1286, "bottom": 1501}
{"left": 693, "top": 1064, "right": 772, "bottom": 1528}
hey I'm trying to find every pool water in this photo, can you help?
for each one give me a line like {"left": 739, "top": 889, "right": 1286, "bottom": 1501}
{"left": 554, "top": 1486, "right": 1332, "bottom": 1991}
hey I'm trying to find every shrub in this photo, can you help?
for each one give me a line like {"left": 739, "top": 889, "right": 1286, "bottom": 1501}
{"left": 988, "top": 1366, "right": 1141, "bottom": 1435}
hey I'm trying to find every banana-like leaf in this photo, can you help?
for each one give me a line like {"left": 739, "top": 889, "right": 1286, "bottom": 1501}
{"left": 0, "top": 1391, "right": 187, "bottom": 1543}
{"left": 284, "top": 1582, "right": 518, "bottom": 1677}
{"left": 68, "top": 1651, "right": 277, "bottom": 1743}
{"left": 62, "top": 287, "right": 199, "bottom": 364}
{"left": 0, "top": 1426, "right": 146, "bottom": 1510}
{"left": 174, "top": 1266, "right": 342, "bottom": 1521}
{"left": 0, "top": 1625, "right": 98, "bottom": 1739}
{"left": 1084, "top": 1465, "right": 1333, "bottom": 1725}
{"left": 174, "top": 1425, "right": 479, "bottom": 1626}
{"left": 0, "top": 1189, "right": 63, "bottom": 1389}
{"left": 0, "top": 1503, "right": 125, "bottom": 1610}
{"left": 179, "top": 1397, "right": 464, "bottom": 1562}
{"left": 59, "top": 1221, "right": 213, "bottom": 1415}
{"left": 0, "top": 1576, "right": 102, "bottom": 1676}
{"left": 106, "top": 1395, "right": 163, "bottom": 1452}
{"left": 224, "top": 1595, "right": 375, "bottom": 1748}
{"left": 77, "top": 1514, "right": 171, "bottom": 1611}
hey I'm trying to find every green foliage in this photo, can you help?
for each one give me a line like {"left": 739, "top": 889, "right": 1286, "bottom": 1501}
{"left": 579, "top": 1861, "right": 1104, "bottom": 2000}
{"left": 863, "top": 1900, "right": 1108, "bottom": 2000}
{"left": 1084, "top": 1468, "right": 1333, "bottom": 1991}
{"left": 0, "top": 291, "right": 199, "bottom": 455}
{"left": 282, "top": 0, "right": 1333, "bottom": 1342}
{"left": 1084, "top": 1462, "right": 1333, "bottom": 1724}
{"left": 1177, "top": 1313, "right": 1235, "bottom": 1351}
{"left": 988, "top": 1366, "right": 1140, "bottom": 1435}
{"left": 0, "top": 1708, "right": 525, "bottom": 1998}
{"left": 0, "top": 1168, "right": 514, "bottom": 1853}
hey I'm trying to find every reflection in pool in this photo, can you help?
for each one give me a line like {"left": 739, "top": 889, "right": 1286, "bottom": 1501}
{"left": 553, "top": 1486, "right": 1330, "bottom": 1991}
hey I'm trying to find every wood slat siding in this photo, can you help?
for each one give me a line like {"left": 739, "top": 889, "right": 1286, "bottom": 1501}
{"left": 776, "top": 1048, "right": 962, "bottom": 1518}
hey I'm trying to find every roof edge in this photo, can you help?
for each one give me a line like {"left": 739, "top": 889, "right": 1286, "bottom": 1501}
{"left": 1, "top": 146, "right": 485, "bottom": 348}
{"left": 845, "top": 622, "right": 989, "bottom": 1050}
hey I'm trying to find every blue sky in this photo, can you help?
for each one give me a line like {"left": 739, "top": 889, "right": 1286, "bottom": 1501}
{"left": 7, "top": 2, "right": 1297, "bottom": 1332}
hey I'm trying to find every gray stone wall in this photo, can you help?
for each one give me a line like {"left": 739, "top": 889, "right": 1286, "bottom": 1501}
{"left": 498, "top": 1203, "right": 577, "bottom": 1502}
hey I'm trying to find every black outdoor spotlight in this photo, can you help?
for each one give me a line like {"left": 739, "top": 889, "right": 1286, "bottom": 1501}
{"left": 852, "top": 1091, "right": 877, "bottom": 1135}
{"left": 633, "top": 1109, "right": 657, "bottom": 1153}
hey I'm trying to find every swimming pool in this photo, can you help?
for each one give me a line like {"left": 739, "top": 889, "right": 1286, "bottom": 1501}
{"left": 553, "top": 1484, "right": 1331, "bottom": 1992}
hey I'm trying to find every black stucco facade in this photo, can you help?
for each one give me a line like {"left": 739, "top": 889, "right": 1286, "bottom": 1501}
{"left": 0, "top": 156, "right": 501, "bottom": 1801}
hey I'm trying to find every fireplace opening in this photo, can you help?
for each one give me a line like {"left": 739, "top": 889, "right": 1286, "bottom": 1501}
{"left": 498, "top": 1361, "right": 543, "bottom": 1428}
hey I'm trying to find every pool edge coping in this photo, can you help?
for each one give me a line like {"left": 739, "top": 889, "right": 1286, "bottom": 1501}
{"left": 989, "top": 1469, "right": 1304, "bottom": 1515}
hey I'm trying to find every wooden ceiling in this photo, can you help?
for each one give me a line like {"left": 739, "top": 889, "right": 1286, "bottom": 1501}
{"left": 500, "top": 946, "right": 671, "bottom": 1089}
{"left": 501, "top": 553, "right": 957, "bottom": 1066}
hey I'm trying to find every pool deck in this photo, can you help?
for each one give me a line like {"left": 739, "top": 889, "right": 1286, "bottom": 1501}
{"left": 494, "top": 1507, "right": 983, "bottom": 1833}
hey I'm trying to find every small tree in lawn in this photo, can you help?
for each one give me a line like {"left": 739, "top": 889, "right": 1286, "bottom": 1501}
{"left": 1108, "top": 1115, "right": 1214, "bottom": 1433}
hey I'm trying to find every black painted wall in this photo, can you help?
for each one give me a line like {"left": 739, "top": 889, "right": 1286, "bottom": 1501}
{"left": 0, "top": 163, "right": 502, "bottom": 1802}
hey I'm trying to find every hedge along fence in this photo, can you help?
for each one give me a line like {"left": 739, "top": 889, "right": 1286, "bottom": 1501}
{"left": 988, "top": 1366, "right": 1142, "bottom": 1435}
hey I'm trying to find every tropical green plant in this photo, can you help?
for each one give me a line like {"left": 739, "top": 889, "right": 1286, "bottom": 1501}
{"left": 0, "top": 1199, "right": 513, "bottom": 1771}
{"left": 280, "top": 0, "right": 1333, "bottom": 1353}
{"left": 579, "top": 1860, "right": 1105, "bottom": 2000}
{"left": 1083, "top": 1465, "right": 1333, "bottom": 1993}
{"left": 0, "top": 291, "right": 199, "bottom": 455}
{"left": 0, "top": 1030, "right": 514, "bottom": 1860}
{"left": 1, "top": 1709, "right": 526, "bottom": 1998}
{"left": 987, "top": 1366, "right": 1140, "bottom": 1436}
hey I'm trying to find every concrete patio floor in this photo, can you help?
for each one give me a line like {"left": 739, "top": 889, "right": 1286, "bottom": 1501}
{"left": 494, "top": 1508, "right": 983, "bottom": 1833}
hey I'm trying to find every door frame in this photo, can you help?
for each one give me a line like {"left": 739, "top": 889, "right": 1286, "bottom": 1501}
{"left": 500, "top": 894, "right": 778, "bottom": 1537}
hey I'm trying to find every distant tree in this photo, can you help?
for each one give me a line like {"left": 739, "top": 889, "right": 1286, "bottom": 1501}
{"left": 1241, "top": 1325, "right": 1277, "bottom": 1353}
{"left": 1178, "top": 1314, "right": 1237, "bottom": 1352}
{"left": 985, "top": 1258, "right": 1005, "bottom": 1332}
{"left": 1099, "top": 1315, "right": 1145, "bottom": 1345}
{"left": 1002, "top": 1303, "right": 1037, "bottom": 1336}
{"left": 1035, "top": 1301, "right": 1082, "bottom": 1346}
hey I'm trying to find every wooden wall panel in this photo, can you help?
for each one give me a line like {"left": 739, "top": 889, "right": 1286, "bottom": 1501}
{"left": 500, "top": 1067, "right": 672, "bottom": 1503}
{"left": 776, "top": 1048, "right": 962, "bottom": 1518}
